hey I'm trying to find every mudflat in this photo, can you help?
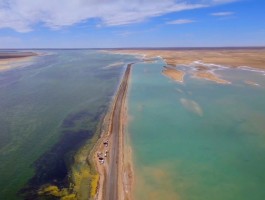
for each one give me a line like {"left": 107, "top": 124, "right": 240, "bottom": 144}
{"left": 112, "top": 48, "right": 265, "bottom": 84}
{"left": 112, "top": 48, "right": 265, "bottom": 69}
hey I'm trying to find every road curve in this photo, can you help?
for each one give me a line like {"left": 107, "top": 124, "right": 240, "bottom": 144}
{"left": 104, "top": 64, "right": 132, "bottom": 200}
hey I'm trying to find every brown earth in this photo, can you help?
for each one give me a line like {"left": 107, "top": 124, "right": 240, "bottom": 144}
{"left": 112, "top": 48, "right": 265, "bottom": 69}
{"left": 162, "top": 66, "right": 184, "bottom": 83}
{"left": 194, "top": 71, "right": 231, "bottom": 84}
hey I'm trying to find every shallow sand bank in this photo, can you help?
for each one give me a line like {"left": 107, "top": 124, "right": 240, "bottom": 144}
{"left": 180, "top": 98, "right": 203, "bottom": 116}
{"left": 162, "top": 66, "right": 185, "bottom": 83}
{"left": 194, "top": 71, "right": 230, "bottom": 84}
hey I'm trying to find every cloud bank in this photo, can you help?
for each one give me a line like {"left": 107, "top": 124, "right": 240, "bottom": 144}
{"left": 211, "top": 11, "right": 234, "bottom": 16}
{"left": 167, "top": 19, "right": 195, "bottom": 24}
{"left": 0, "top": 0, "right": 238, "bottom": 32}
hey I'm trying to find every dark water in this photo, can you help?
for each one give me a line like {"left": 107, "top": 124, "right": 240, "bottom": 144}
{"left": 0, "top": 50, "right": 136, "bottom": 199}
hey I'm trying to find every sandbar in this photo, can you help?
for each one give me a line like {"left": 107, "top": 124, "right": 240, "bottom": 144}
{"left": 162, "top": 66, "right": 185, "bottom": 83}
{"left": 194, "top": 71, "right": 230, "bottom": 84}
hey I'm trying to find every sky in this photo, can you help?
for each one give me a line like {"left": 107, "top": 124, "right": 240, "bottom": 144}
{"left": 0, "top": 0, "right": 264, "bottom": 48}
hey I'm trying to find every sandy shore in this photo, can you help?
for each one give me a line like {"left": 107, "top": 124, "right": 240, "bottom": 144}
{"left": 0, "top": 51, "right": 38, "bottom": 72}
{"left": 162, "top": 66, "right": 185, "bottom": 83}
{"left": 93, "top": 64, "right": 133, "bottom": 200}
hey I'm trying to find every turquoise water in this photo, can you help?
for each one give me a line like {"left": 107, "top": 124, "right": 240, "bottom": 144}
{"left": 128, "top": 61, "right": 265, "bottom": 200}
{"left": 0, "top": 50, "right": 136, "bottom": 199}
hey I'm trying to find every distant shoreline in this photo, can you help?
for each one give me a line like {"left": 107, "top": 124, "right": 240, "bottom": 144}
{"left": 110, "top": 48, "right": 265, "bottom": 85}
{"left": 111, "top": 48, "right": 265, "bottom": 69}
{"left": 0, "top": 46, "right": 264, "bottom": 51}
{"left": 0, "top": 51, "right": 38, "bottom": 59}
{"left": 0, "top": 51, "right": 38, "bottom": 72}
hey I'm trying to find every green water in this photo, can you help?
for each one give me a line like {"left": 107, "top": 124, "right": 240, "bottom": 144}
{"left": 128, "top": 61, "right": 265, "bottom": 200}
{"left": 0, "top": 50, "right": 136, "bottom": 199}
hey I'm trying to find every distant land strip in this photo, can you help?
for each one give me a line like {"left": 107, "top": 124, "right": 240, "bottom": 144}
{"left": 0, "top": 52, "right": 38, "bottom": 59}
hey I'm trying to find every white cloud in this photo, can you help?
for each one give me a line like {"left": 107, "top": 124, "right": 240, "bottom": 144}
{"left": 211, "top": 11, "right": 234, "bottom": 16}
{"left": 212, "top": 0, "right": 238, "bottom": 3}
{"left": 167, "top": 19, "right": 195, "bottom": 24}
{"left": 0, "top": 0, "right": 238, "bottom": 32}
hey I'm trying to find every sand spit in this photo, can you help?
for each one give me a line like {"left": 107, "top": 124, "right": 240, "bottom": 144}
{"left": 194, "top": 71, "right": 231, "bottom": 84}
{"left": 0, "top": 51, "right": 38, "bottom": 72}
{"left": 93, "top": 64, "right": 133, "bottom": 200}
{"left": 162, "top": 66, "right": 185, "bottom": 83}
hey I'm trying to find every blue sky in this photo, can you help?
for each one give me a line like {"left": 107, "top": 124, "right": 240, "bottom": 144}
{"left": 0, "top": 0, "right": 264, "bottom": 48}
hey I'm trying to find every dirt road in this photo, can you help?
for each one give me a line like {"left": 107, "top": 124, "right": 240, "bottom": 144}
{"left": 103, "top": 64, "right": 132, "bottom": 200}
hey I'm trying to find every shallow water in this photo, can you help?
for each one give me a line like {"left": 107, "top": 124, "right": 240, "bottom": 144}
{"left": 0, "top": 50, "right": 136, "bottom": 199}
{"left": 128, "top": 60, "right": 265, "bottom": 200}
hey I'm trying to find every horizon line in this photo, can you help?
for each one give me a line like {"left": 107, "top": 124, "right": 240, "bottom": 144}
{"left": 1, "top": 46, "right": 265, "bottom": 50}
